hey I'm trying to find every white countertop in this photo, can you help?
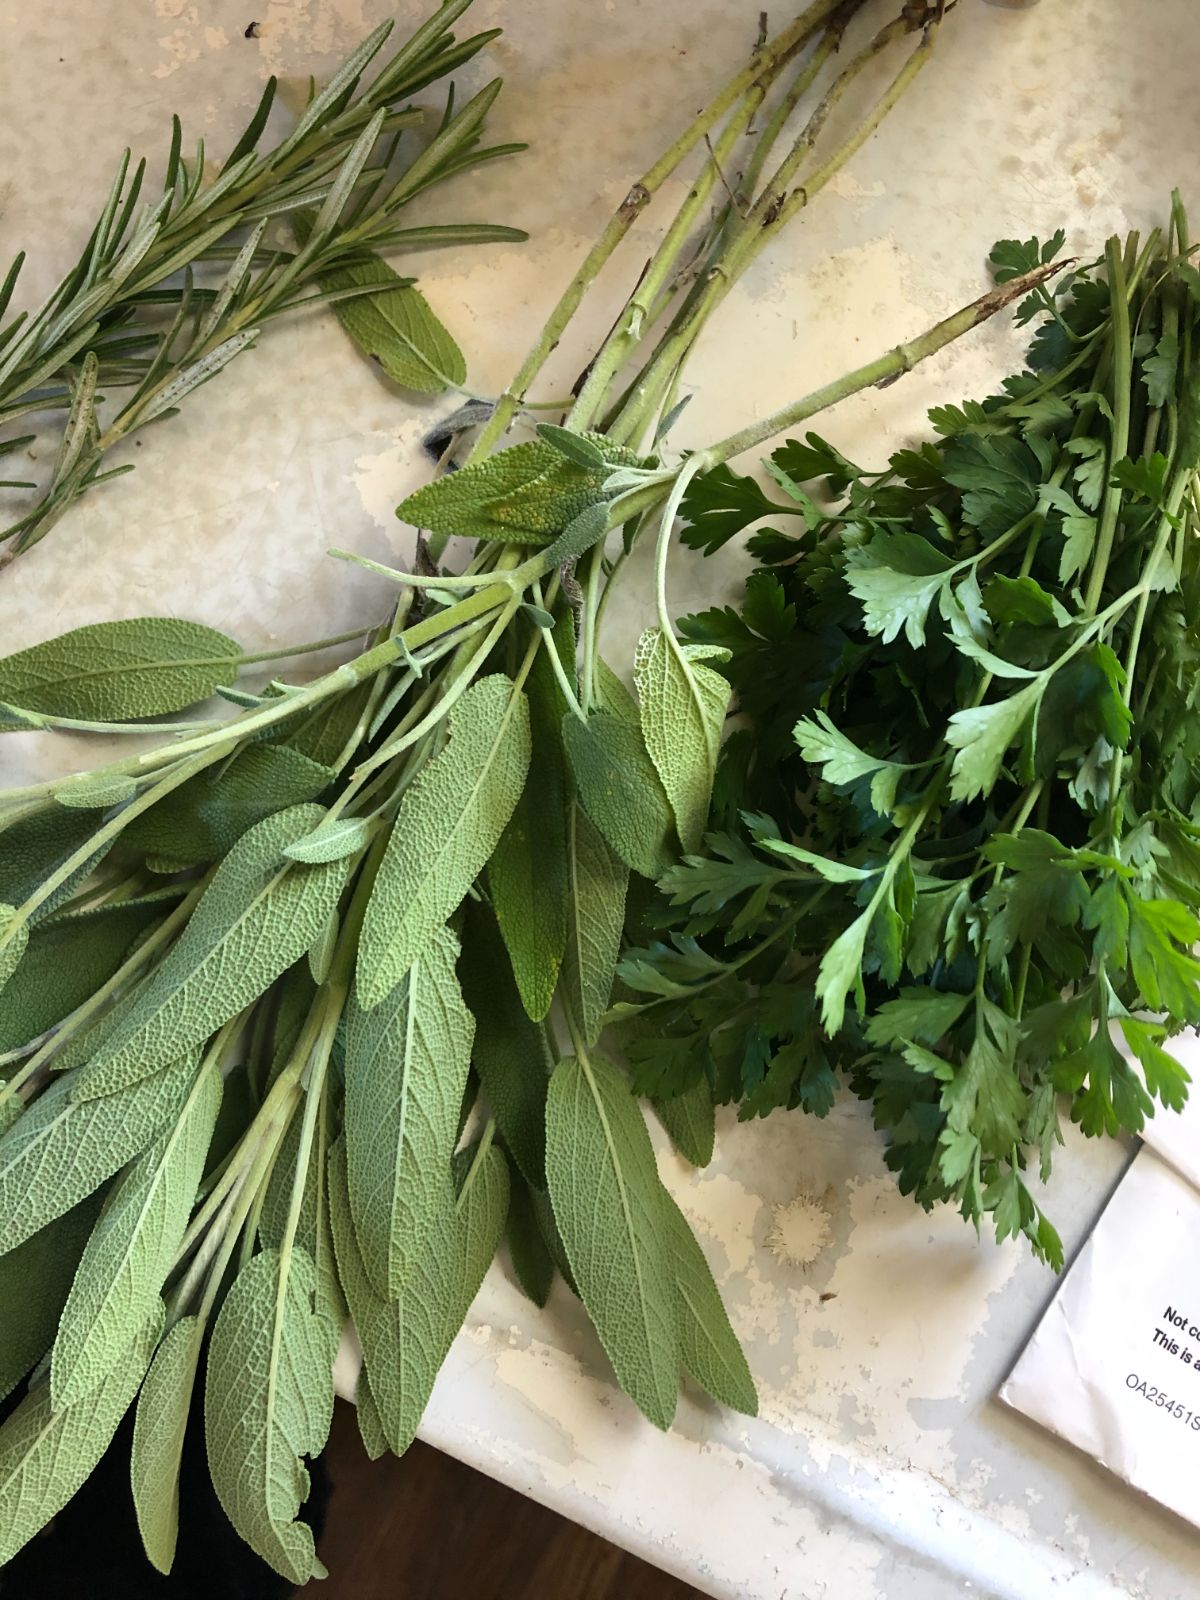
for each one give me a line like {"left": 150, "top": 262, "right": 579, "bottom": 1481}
{"left": 3, "top": 2, "right": 1199, "bottom": 1595}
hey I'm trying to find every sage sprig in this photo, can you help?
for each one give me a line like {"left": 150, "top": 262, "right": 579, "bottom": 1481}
{"left": 0, "top": 1, "right": 990, "bottom": 1580}
{"left": 0, "top": 0, "right": 525, "bottom": 563}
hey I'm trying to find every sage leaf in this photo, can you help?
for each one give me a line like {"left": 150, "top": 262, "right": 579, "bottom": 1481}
{"left": 539, "top": 501, "right": 611, "bottom": 569}
{"left": 0, "top": 1193, "right": 102, "bottom": 1404}
{"left": 345, "top": 925, "right": 474, "bottom": 1300}
{"left": 592, "top": 655, "right": 640, "bottom": 724}
{"left": 562, "top": 804, "right": 628, "bottom": 1046}
{"left": 489, "top": 642, "right": 569, "bottom": 1020}
{"left": 76, "top": 804, "right": 353, "bottom": 1099}
{"left": 545, "top": 1052, "right": 678, "bottom": 1429}
{"left": 660, "top": 1188, "right": 756, "bottom": 1415}
{"left": 131, "top": 1315, "right": 204, "bottom": 1574}
{"left": 124, "top": 744, "right": 334, "bottom": 865}
{"left": 563, "top": 708, "right": 675, "bottom": 879}
{"left": 536, "top": 423, "right": 606, "bottom": 469}
{"left": 531, "top": 1179, "right": 577, "bottom": 1293}
{"left": 329, "top": 1136, "right": 508, "bottom": 1457}
{"left": 0, "top": 890, "right": 174, "bottom": 1062}
{"left": 0, "top": 617, "right": 242, "bottom": 721}
{"left": 0, "top": 906, "right": 28, "bottom": 995}
{"left": 0, "top": 806, "right": 114, "bottom": 922}
{"left": 283, "top": 814, "right": 374, "bottom": 863}
{"left": 358, "top": 675, "right": 531, "bottom": 1008}
{"left": 354, "top": 1368, "right": 388, "bottom": 1462}
{"left": 0, "top": 1308, "right": 160, "bottom": 1565}
{"left": 50, "top": 1060, "right": 221, "bottom": 1410}
{"left": 459, "top": 900, "right": 550, "bottom": 1189}
{"left": 635, "top": 627, "right": 731, "bottom": 854}
{"left": 653, "top": 1077, "right": 715, "bottom": 1167}
{"left": 261, "top": 965, "right": 319, "bottom": 1098}
{"left": 205, "top": 1246, "right": 337, "bottom": 1585}
{"left": 308, "top": 906, "right": 338, "bottom": 984}
{"left": 505, "top": 1174, "right": 554, "bottom": 1307}
{"left": 281, "top": 679, "right": 375, "bottom": 768}
{"left": 396, "top": 436, "right": 634, "bottom": 546}
{"left": 319, "top": 255, "right": 465, "bottom": 393}
{"left": 0, "top": 1057, "right": 199, "bottom": 1255}
{"left": 52, "top": 772, "right": 139, "bottom": 809}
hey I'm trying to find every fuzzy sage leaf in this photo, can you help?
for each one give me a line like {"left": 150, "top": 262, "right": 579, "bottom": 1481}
{"left": 131, "top": 1315, "right": 205, "bottom": 1575}
{"left": 345, "top": 925, "right": 474, "bottom": 1300}
{"left": 634, "top": 628, "right": 731, "bottom": 855}
{"left": 0, "top": 1194, "right": 103, "bottom": 1406}
{"left": 395, "top": 437, "right": 636, "bottom": 546}
{"left": 328, "top": 1134, "right": 509, "bottom": 1457}
{"left": 459, "top": 900, "right": 550, "bottom": 1190}
{"left": 562, "top": 804, "right": 628, "bottom": 1046}
{"left": 660, "top": 1187, "right": 756, "bottom": 1415}
{"left": 204, "top": 1246, "right": 338, "bottom": 1585}
{"left": 318, "top": 255, "right": 466, "bottom": 393}
{"left": 563, "top": 708, "right": 676, "bottom": 879}
{"left": 0, "top": 1058, "right": 200, "bottom": 1256}
{"left": 0, "top": 618, "right": 242, "bottom": 722}
{"left": 488, "top": 641, "right": 570, "bottom": 1021}
{"left": 0, "top": 1310, "right": 161, "bottom": 1566}
{"left": 545, "top": 1052, "right": 678, "bottom": 1430}
{"left": 358, "top": 674, "right": 531, "bottom": 1008}
{"left": 50, "top": 1059, "right": 221, "bottom": 1410}
{"left": 653, "top": 1077, "right": 715, "bottom": 1168}
{"left": 76, "top": 804, "right": 354, "bottom": 1099}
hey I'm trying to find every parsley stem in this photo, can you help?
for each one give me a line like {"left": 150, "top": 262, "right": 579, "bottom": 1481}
{"left": 654, "top": 452, "right": 712, "bottom": 636}
{"left": 1082, "top": 239, "right": 1131, "bottom": 614}
{"left": 1104, "top": 465, "right": 1191, "bottom": 839}
{"left": 706, "top": 258, "right": 1073, "bottom": 467}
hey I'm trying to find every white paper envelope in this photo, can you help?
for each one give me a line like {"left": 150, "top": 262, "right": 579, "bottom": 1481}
{"left": 1000, "top": 1044, "right": 1200, "bottom": 1527}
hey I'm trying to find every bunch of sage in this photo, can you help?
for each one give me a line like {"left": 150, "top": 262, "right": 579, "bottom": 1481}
{"left": 0, "top": 0, "right": 1003, "bottom": 1580}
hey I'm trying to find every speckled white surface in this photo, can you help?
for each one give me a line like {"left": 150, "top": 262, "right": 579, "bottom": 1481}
{"left": 2, "top": 2, "right": 1199, "bottom": 1595}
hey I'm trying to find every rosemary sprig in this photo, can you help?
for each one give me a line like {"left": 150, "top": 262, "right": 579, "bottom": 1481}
{"left": 0, "top": 0, "right": 525, "bottom": 564}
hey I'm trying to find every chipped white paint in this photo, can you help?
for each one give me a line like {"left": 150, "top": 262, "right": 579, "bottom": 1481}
{"left": 2, "top": 1, "right": 1199, "bottom": 1595}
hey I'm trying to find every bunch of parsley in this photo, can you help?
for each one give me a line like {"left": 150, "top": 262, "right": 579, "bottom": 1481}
{"left": 616, "top": 197, "right": 1200, "bottom": 1266}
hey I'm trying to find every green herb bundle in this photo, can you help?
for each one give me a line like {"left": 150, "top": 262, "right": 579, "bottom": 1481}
{"left": 0, "top": 0, "right": 1000, "bottom": 1579}
{"left": 618, "top": 197, "right": 1200, "bottom": 1269}
{"left": 0, "top": 0, "right": 525, "bottom": 562}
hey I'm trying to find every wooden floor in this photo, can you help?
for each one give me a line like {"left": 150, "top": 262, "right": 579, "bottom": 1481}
{"left": 303, "top": 1400, "right": 704, "bottom": 1600}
